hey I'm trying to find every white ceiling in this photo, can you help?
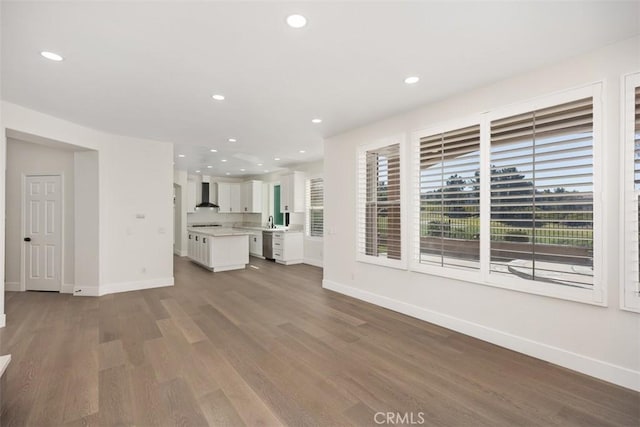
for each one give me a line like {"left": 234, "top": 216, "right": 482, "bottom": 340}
{"left": 2, "top": 1, "right": 638, "bottom": 177}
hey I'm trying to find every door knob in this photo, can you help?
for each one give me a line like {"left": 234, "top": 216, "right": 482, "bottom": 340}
{"left": 24, "top": 237, "right": 31, "bottom": 242}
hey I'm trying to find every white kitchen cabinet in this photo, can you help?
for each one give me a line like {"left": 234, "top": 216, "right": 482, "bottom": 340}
{"left": 280, "top": 171, "right": 305, "bottom": 213}
{"left": 188, "top": 230, "right": 249, "bottom": 272}
{"left": 188, "top": 232, "right": 209, "bottom": 265}
{"left": 249, "top": 232, "right": 263, "bottom": 257}
{"left": 186, "top": 180, "right": 197, "bottom": 213}
{"left": 272, "top": 231, "right": 303, "bottom": 265}
{"left": 216, "top": 182, "right": 242, "bottom": 213}
{"left": 241, "top": 180, "right": 263, "bottom": 213}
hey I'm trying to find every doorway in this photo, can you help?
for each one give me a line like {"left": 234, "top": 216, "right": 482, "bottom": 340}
{"left": 274, "top": 184, "right": 283, "bottom": 226}
{"left": 23, "top": 174, "right": 63, "bottom": 291}
{"left": 5, "top": 129, "right": 100, "bottom": 295}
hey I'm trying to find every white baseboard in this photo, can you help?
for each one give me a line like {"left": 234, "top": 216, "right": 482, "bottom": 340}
{"left": 303, "top": 258, "right": 323, "bottom": 268}
{"left": 73, "top": 286, "right": 100, "bottom": 297}
{"left": 173, "top": 248, "right": 188, "bottom": 257}
{"left": 0, "top": 314, "right": 6, "bottom": 328}
{"left": 322, "top": 279, "right": 640, "bottom": 392}
{"left": 5, "top": 282, "right": 20, "bottom": 292}
{"left": 6, "top": 282, "right": 77, "bottom": 294}
{"left": 99, "top": 277, "right": 174, "bottom": 296}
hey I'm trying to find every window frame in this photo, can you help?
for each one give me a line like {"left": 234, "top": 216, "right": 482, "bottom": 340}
{"left": 356, "top": 135, "right": 408, "bottom": 270}
{"left": 621, "top": 72, "right": 640, "bottom": 313}
{"left": 305, "top": 176, "right": 324, "bottom": 240}
{"left": 407, "top": 84, "right": 605, "bottom": 305}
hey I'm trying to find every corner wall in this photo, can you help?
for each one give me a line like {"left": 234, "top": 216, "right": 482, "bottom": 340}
{"left": 323, "top": 37, "right": 640, "bottom": 390}
{"left": 1, "top": 102, "right": 174, "bottom": 298}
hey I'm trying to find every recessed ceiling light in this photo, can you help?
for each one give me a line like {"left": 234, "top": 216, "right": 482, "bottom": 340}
{"left": 210, "top": 149, "right": 218, "bottom": 153}
{"left": 221, "top": 159, "right": 227, "bottom": 162}
{"left": 228, "top": 138, "right": 237, "bottom": 143}
{"left": 299, "top": 150, "right": 306, "bottom": 153}
{"left": 311, "top": 118, "right": 322, "bottom": 124}
{"left": 212, "top": 94, "right": 225, "bottom": 101}
{"left": 225, "top": 172, "right": 231, "bottom": 175}
{"left": 404, "top": 76, "right": 420, "bottom": 84}
{"left": 264, "top": 170, "right": 269, "bottom": 173}
{"left": 257, "top": 163, "right": 263, "bottom": 166}
{"left": 240, "top": 168, "right": 245, "bottom": 172}
{"left": 286, "top": 14, "right": 307, "bottom": 28}
{"left": 274, "top": 157, "right": 280, "bottom": 161}
{"left": 195, "top": 170, "right": 201, "bottom": 173}
{"left": 207, "top": 165, "right": 213, "bottom": 168}
{"left": 178, "top": 154, "right": 185, "bottom": 158}
{"left": 41, "top": 51, "right": 63, "bottom": 61}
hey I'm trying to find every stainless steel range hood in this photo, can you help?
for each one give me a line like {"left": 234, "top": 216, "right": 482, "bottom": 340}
{"left": 195, "top": 182, "right": 219, "bottom": 208}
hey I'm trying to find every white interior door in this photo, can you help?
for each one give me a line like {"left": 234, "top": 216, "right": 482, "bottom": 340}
{"left": 24, "top": 175, "right": 62, "bottom": 291}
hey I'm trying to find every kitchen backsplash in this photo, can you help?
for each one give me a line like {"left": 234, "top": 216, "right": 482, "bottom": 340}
{"left": 187, "top": 210, "right": 261, "bottom": 225}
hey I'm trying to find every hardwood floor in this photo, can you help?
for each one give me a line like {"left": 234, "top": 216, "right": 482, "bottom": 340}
{"left": 1, "top": 256, "right": 638, "bottom": 426}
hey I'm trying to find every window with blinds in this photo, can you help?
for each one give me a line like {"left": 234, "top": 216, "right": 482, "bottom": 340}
{"left": 490, "top": 97, "right": 594, "bottom": 288}
{"left": 419, "top": 125, "right": 480, "bottom": 270}
{"left": 306, "top": 178, "right": 324, "bottom": 238}
{"left": 634, "top": 86, "right": 640, "bottom": 287}
{"left": 622, "top": 75, "right": 640, "bottom": 311}
{"left": 357, "top": 142, "right": 401, "bottom": 262}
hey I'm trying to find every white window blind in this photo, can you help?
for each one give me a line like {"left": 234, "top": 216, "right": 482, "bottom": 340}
{"left": 306, "top": 178, "right": 324, "bottom": 237}
{"left": 357, "top": 142, "right": 402, "bottom": 262}
{"left": 490, "top": 97, "right": 594, "bottom": 288}
{"left": 418, "top": 125, "right": 480, "bottom": 270}
{"left": 623, "top": 75, "right": 640, "bottom": 311}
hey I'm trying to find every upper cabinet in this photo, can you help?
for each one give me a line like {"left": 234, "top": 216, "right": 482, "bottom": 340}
{"left": 280, "top": 171, "right": 305, "bottom": 213}
{"left": 241, "top": 180, "right": 263, "bottom": 213}
{"left": 216, "top": 182, "right": 242, "bottom": 213}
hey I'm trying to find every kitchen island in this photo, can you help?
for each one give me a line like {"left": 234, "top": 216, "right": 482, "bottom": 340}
{"left": 187, "top": 227, "right": 250, "bottom": 272}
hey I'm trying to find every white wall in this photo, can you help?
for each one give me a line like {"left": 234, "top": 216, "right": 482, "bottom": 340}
{"left": 5, "top": 139, "right": 76, "bottom": 290}
{"left": 323, "top": 37, "right": 640, "bottom": 391}
{"left": 74, "top": 151, "right": 99, "bottom": 292}
{"left": 1, "top": 101, "right": 174, "bottom": 297}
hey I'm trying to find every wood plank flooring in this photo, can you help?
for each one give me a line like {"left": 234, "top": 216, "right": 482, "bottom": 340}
{"left": 0, "top": 256, "right": 638, "bottom": 426}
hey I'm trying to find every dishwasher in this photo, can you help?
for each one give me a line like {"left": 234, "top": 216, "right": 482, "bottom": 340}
{"left": 262, "top": 231, "right": 274, "bottom": 260}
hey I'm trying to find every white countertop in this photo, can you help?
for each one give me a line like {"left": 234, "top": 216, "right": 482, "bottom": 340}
{"left": 234, "top": 226, "right": 302, "bottom": 233}
{"left": 188, "top": 225, "right": 303, "bottom": 235}
{"left": 188, "top": 227, "right": 251, "bottom": 237}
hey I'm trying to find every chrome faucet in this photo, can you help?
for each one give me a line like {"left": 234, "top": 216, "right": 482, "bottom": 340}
{"left": 267, "top": 215, "right": 274, "bottom": 229}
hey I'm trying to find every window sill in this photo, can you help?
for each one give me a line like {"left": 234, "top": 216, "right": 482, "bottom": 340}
{"left": 357, "top": 254, "right": 407, "bottom": 270}
{"left": 408, "top": 262, "right": 605, "bottom": 307}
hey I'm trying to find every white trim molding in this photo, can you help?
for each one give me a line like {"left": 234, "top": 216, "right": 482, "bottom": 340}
{"left": 61, "top": 283, "right": 74, "bottom": 294}
{"left": 303, "top": 258, "right": 323, "bottom": 268}
{"left": 174, "top": 247, "right": 188, "bottom": 257}
{"left": 99, "top": 277, "right": 174, "bottom": 296}
{"left": 0, "top": 315, "right": 6, "bottom": 328}
{"left": 322, "top": 278, "right": 640, "bottom": 392}
{"left": 5, "top": 282, "right": 20, "bottom": 292}
{"left": 72, "top": 286, "right": 100, "bottom": 297}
